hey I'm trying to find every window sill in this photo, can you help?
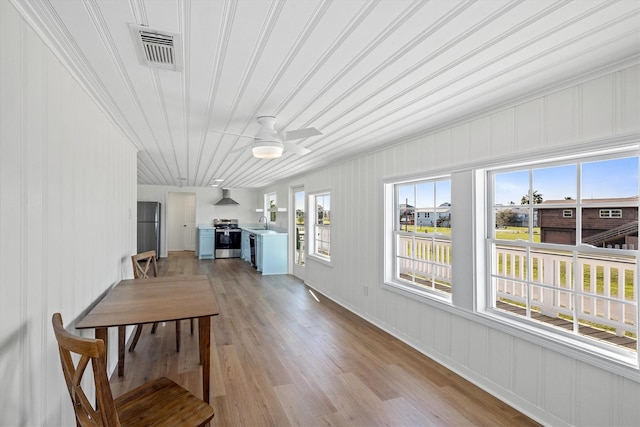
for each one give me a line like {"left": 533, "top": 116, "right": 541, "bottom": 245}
{"left": 383, "top": 280, "right": 452, "bottom": 305}
{"left": 307, "top": 254, "right": 332, "bottom": 267}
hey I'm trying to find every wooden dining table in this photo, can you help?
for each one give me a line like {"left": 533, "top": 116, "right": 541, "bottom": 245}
{"left": 76, "top": 274, "right": 219, "bottom": 403}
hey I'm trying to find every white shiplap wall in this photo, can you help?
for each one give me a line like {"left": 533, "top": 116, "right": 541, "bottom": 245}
{"left": 0, "top": 2, "right": 137, "bottom": 425}
{"left": 265, "top": 63, "right": 640, "bottom": 426}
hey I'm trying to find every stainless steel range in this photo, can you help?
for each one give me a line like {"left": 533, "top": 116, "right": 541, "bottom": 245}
{"left": 213, "top": 218, "right": 241, "bottom": 258}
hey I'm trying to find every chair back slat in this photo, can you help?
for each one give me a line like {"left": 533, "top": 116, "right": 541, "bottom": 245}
{"left": 131, "top": 250, "right": 158, "bottom": 279}
{"left": 52, "top": 313, "right": 121, "bottom": 427}
{"left": 53, "top": 312, "right": 214, "bottom": 426}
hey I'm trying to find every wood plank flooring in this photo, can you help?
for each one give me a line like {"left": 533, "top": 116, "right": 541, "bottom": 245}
{"left": 110, "top": 251, "right": 540, "bottom": 426}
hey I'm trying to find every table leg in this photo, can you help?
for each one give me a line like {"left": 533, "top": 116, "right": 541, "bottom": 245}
{"left": 198, "top": 316, "right": 211, "bottom": 403}
{"left": 95, "top": 327, "right": 108, "bottom": 352}
{"left": 117, "top": 326, "right": 125, "bottom": 376}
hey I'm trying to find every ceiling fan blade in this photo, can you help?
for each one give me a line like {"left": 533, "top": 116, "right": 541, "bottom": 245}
{"left": 281, "top": 127, "right": 322, "bottom": 141}
{"left": 228, "top": 141, "right": 253, "bottom": 154}
{"left": 210, "top": 129, "right": 254, "bottom": 139}
{"left": 283, "top": 141, "right": 311, "bottom": 155}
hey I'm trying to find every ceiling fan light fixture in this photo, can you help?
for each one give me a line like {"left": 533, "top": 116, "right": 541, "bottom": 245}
{"left": 252, "top": 140, "right": 283, "bottom": 159}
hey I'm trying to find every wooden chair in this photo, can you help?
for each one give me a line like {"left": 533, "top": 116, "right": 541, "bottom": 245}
{"left": 131, "top": 249, "right": 159, "bottom": 279}
{"left": 52, "top": 313, "right": 214, "bottom": 427}
{"left": 127, "top": 250, "right": 191, "bottom": 353}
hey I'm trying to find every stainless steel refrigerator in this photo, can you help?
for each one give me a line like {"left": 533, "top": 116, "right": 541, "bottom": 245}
{"left": 137, "top": 202, "right": 161, "bottom": 257}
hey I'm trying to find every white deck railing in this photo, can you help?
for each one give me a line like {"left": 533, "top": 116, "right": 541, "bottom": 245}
{"left": 494, "top": 246, "right": 636, "bottom": 337}
{"left": 396, "top": 235, "right": 637, "bottom": 339}
{"left": 397, "top": 235, "right": 452, "bottom": 287}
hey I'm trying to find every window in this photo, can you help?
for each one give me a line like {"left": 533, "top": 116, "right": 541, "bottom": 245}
{"left": 310, "top": 192, "right": 330, "bottom": 260}
{"left": 294, "top": 189, "right": 305, "bottom": 266}
{"left": 264, "top": 192, "right": 277, "bottom": 223}
{"left": 600, "top": 209, "right": 622, "bottom": 218}
{"left": 389, "top": 177, "right": 452, "bottom": 299}
{"left": 488, "top": 153, "right": 638, "bottom": 356}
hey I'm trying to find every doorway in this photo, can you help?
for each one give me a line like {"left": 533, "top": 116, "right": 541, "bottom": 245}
{"left": 291, "top": 186, "right": 305, "bottom": 280}
{"left": 167, "top": 192, "right": 196, "bottom": 252}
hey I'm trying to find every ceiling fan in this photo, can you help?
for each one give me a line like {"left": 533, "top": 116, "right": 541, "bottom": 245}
{"left": 212, "top": 116, "right": 322, "bottom": 159}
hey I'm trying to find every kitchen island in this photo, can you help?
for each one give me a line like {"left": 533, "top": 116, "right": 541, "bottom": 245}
{"left": 240, "top": 226, "right": 288, "bottom": 275}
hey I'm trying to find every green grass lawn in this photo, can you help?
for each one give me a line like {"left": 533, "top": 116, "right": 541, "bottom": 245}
{"left": 404, "top": 225, "right": 452, "bottom": 236}
{"left": 403, "top": 225, "right": 535, "bottom": 240}
{"left": 497, "top": 246, "right": 634, "bottom": 300}
{"left": 495, "top": 226, "right": 540, "bottom": 242}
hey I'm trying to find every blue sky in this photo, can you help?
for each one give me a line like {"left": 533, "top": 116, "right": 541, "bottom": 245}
{"left": 398, "top": 180, "right": 451, "bottom": 207}
{"left": 295, "top": 191, "right": 304, "bottom": 211}
{"left": 294, "top": 191, "right": 330, "bottom": 213}
{"left": 495, "top": 156, "right": 638, "bottom": 205}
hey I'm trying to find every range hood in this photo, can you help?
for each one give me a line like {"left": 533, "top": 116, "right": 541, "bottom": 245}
{"left": 215, "top": 189, "right": 239, "bottom": 206}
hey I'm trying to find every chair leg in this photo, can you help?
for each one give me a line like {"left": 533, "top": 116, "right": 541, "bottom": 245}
{"left": 175, "top": 320, "right": 181, "bottom": 352}
{"left": 190, "top": 318, "right": 194, "bottom": 335}
{"left": 151, "top": 322, "right": 159, "bottom": 334}
{"left": 128, "top": 324, "right": 144, "bottom": 352}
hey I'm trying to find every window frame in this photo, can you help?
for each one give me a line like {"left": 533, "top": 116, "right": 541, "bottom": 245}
{"left": 378, "top": 140, "right": 639, "bottom": 377}
{"left": 384, "top": 174, "right": 453, "bottom": 303}
{"left": 264, "top": 192, "right": 277, "bottom": 223}
{"left": 484, "top": 149, "right": 639, "bottom": 367}
{"left": 308, "top": 191, "right": 331, "bottom": 263}
{"left": 600, "top": 209, "right": 623, "bottom": 218}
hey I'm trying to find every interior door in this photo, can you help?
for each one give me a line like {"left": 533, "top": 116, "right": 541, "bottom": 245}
{"left": 291, "top": 186, "right": 305, "bottom": 280}
{"left": 183, "top": 194, "right": 196, "bottom": 251}
{"left": 167, "top": 192, "right": 196, "bottom": 252}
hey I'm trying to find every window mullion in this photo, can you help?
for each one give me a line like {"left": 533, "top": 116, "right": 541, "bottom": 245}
{"left": 577, "top": 164, "right": 583, "bottom": 245}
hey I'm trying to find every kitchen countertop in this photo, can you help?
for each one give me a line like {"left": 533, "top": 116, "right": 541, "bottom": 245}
{"left": 239, "top": 225, "right": 287, "bottom": 235}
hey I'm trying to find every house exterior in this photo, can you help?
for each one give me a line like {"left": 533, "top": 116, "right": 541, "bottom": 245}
{"left": 399, "top": 203, "right": 451, "bottom": 228}
{"left": 538, "top": 197, "right": 639, "bottom": 248}
{"left": 416, "top": 204, "right": 451, "bottom": 227}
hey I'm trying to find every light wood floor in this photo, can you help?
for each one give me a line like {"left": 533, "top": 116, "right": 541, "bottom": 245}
{"left": 110, "top": 251, "right": 539, "bottom": 426}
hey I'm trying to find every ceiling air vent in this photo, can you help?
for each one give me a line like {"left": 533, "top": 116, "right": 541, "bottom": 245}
{"left": 129, "top": 24, "right": 183, "bottom": 71}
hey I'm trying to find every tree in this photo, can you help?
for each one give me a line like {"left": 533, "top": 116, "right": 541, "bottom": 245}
{"left": 521, "top": 190, "right": 543, "bottom": 205}
{"left": 269, "top": 200, "right": 277, "bottom": 222}
{"left": 496, "top": 208, "right": 518, "bottom": 228}
{"left": 317, "top": 204, "right": 329, "bottom": 224}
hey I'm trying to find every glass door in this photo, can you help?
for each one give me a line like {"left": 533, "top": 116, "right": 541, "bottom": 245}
{"left": 291, "top": 186, "right": 305, "bottom": 280}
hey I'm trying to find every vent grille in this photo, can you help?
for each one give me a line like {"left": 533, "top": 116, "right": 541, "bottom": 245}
{"left": 129, "top": 25, "right": 183, "bottom": 71}
{"left": 140, "top": 31, "right": 174, "bottom": 65}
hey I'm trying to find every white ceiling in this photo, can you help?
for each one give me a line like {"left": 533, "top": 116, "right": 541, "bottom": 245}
{"left": 15, "top": 0, "right": 640, "bottom": 188}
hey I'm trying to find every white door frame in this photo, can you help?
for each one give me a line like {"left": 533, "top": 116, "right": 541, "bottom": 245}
{"left": 290, "top": 185, "right": 305, "bottom": 280}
